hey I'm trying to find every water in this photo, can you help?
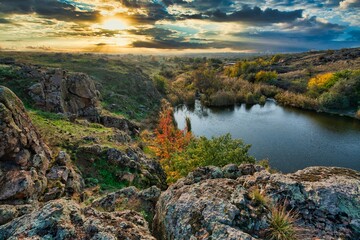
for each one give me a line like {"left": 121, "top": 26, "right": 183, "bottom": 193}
{"left": 174, "top": 100, "right": 360, "bottom": 173}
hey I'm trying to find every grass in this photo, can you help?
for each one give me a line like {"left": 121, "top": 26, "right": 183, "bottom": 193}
{"left": 93, "top": 157, "right": 129, "bottom": 191}
{"left": 249, "top": 187, "right": 270, "bottom": 206}
{"left": 0, "top": 51, "right": 163, "bottom": 120}
{"left": 29, "top": 109, "right": 120, "bottom": 150}
{"left": 268, "top": 204, "right": 299, "bottom": 240}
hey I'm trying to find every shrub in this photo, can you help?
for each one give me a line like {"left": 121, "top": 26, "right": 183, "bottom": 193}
{"left": 307, "top": 72, "right": 334, "bottom": 95}
{"left": 268, "top": 205, "right": 298, "bottom": 240}
{"left": 319, "top": 92, "right": 350, "bottom": 109}
{"left": 153, "top": 75, "right": 167, "bottom": 94}
{"left": 275, "top": 91, "right": 319, "bottom": 110}
{"left": 171, "top": 134, "right": 255, "bottom": 182}
{"left": 210, "top": 90, "right": 236, "bottom": 107}
{"left": 255, "top": 71, "right": 278, "bottom": 83}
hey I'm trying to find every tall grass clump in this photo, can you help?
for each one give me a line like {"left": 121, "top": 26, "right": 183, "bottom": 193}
{"left": 267, "top": 204, "right": 299, "bottom": 240}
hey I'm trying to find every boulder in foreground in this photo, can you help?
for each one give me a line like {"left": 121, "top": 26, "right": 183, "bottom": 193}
{"left": 154, "top": 164, "right": 360, "bottom": 240}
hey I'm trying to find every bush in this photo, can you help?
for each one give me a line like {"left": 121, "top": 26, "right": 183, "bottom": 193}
{"left": 275, "top": 91, "right": 319, "bottom": 110}
{"left": 255, "top": 71, "right": 278, "bottom": 83}
{"left": 153, "top": 75, "right": 167, "bottom": 94}
{"left": 319, "top": 92, "right": 350, "bottom": 109}
{"left": 307, "top": 72, "right": 334, "bottom": 95}
{"left": 209, "top": 90, "right": 236, "bottom": 107}
{"left": 171, "top": 134, "right": 255, "bottom": 182}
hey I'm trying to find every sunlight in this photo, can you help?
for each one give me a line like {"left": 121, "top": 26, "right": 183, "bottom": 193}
{"left": 101, "top": 18, "right": 128, "bottom": 31}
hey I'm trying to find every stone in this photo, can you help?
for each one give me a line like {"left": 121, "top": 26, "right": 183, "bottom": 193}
{"left": 154, "top": 165, "right": 360, "bottom": 240}
{"left": 0, "top": 199, "right": 156, "bottom": 239}
{"left": 26, "top": 67, "right": 101, "bottom": 121}
{"left": 0, "top": 86, "right": 51, "bottom": 203}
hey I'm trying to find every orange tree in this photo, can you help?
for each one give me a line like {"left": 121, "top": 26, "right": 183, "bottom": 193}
{"left": 150, "top": 100, "right": 192, "bottom": 182}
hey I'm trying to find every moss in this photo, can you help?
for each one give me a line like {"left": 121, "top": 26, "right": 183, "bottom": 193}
{"left": 292, "top": 168, "right": 360, "bottom": 182}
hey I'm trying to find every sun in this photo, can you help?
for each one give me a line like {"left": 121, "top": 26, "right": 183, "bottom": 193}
{"left": 101, "top": 18, "right": 128, "bottom": 31}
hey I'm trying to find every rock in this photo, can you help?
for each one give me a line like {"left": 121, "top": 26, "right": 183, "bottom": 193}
{"left": 0, "top": 199, "right": 156, "bottom": 239}
{"left": 154, "top": 165, "right": 360, "bottom": 240}
{"left": 0, "top": 86, "right": 51, "bottom": 203}
{"left": 26, "top": 67, "right": 101, "bottom": 121}
{"left": 100, "top": 115, "right": 140, "bottom": 136}
{"left": 92, "top": 186, "right": 161, "bottom": 224}
{"left": 0, "top": 204, "right": 33, "bottom": 225}
{"left": 43, "top": 151, "right": 84, "bottom": 201}
{"left": 76, "top": 145, "right": 167, "bottom": 190}
{"left": 106, "top": 147, "right": 167, "bottom": 190}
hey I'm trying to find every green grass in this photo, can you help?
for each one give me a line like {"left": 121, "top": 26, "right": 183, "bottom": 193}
{"left": 268, "top": 205, "right": 299, "bottom": 240}
{"left": 93, "top": 157, "right": 129, "bottom": 191}
{"left": 29, "top": 109, "right": 121, "bottom": 150}
{"left": 0, "top": 52, "right": 163, "bottom": 120}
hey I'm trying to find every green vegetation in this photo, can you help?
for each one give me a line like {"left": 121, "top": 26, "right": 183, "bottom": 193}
{"left": 268, "top": 205, "right": 299, "bottom": 240}
{"left": 92, "top": 156, "right": 130, "bottom": 191}
{"left": 171, "top": 134, "right": 255, "bottom": 182}
{"left": 255, "top": 71, "right": 278, "bottom": 83}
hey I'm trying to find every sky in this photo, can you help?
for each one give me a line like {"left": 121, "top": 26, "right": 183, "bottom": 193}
{"left": 0, "top": 0, "right": 359, "bottom": 53}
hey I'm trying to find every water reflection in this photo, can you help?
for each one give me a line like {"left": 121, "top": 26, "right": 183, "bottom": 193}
{"left": 174, "top": 100, "right": 360, "bottom": 173}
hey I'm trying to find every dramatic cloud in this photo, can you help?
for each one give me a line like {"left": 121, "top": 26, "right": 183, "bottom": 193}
{"left": 0, "top": 0, "right": 100, "bottom": 22}
{"left": 0, "top": 0, "right": 358, "bottom": 52}
{"left": 199, "top": 6, "right": 303, "bottom": 23}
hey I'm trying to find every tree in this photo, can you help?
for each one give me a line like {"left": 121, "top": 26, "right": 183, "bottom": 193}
{"left": 151, "top": 100, "right": 192, "bottom": 181}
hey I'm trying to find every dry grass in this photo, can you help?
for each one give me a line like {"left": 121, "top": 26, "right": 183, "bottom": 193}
{"left": 267, "top": 204, "right": 299, "bottom": 240}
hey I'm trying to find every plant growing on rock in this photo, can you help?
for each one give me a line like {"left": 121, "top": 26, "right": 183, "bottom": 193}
{"left": 267, "top": 204, "right": 299, "bottom": 240}
{"left": 249, "top": 186, "right": 269, "bottom": 207}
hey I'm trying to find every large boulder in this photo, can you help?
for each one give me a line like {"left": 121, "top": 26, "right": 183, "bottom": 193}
{"left": 0, "top": 86, "right": 52, "bottom": 203}
{"left": 154, "top": 164, "right": 360, "bottom": 240}
{"left": 26, "top": 67, "right": 101, "bottom": 121}
{"left": 0, "top": 199, "right": 156, "bottom": 239}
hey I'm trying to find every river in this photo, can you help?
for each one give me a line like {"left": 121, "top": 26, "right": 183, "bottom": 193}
{"left": 174, "top": 100, "right": 360, "bottom": 173}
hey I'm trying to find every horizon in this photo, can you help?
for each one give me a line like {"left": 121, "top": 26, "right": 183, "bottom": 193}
{"left": 0, "top": 0, "right": 359, "bottom": 53}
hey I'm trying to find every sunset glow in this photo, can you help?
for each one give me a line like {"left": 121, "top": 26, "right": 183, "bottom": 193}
{"left": 0, "top": 0, "right": 359, "bottom": 53}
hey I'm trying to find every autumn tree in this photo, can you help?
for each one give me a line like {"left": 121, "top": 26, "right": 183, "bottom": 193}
{"left": 151, "top": 100, "right": 192, "bottom": 181}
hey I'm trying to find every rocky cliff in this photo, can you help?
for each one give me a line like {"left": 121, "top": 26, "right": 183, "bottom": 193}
{"left": 0, "top": 86, "right": 51, "bottom": 203}
{"left": 25, "top": 67, "right": 101, "bottom": 122}
{"left": 154, "top": 165, "right": 360, "bottom": 240}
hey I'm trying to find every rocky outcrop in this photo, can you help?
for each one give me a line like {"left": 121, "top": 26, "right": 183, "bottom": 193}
{"left": 0, "top": 86, "right": 52, "bottom": 203}
{"left": 43, "top": 151, "right": 84, "bottom": 202}
{"left": 92, "top": 186, "right": 161, "bottom": 224}
{"left": 26, "top": 67, "right": 101, "bottom": 121}
{"left": 100, "top": 115, "right": 140, "bottom": 136}
{"left": 154, "top": 164, "right": 360, "bottom": 240}
{"left": 0, "top": 199, "right": 155, "bottom": 239}
{"left": 77, "top": 145, "right": 167, "bottom": 190}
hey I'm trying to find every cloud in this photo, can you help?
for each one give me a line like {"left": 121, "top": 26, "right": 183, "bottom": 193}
{"left": 0, "top": 18, "right": 11, "bottom": 24}
{"left": 0, "top": 0, "right": 100, "bottom": 22}
{"left": 339, "top": 0, "right": 360, "bottom": 9}
{"left": 202, "top": 6, "right": 303, "bottom": 23}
